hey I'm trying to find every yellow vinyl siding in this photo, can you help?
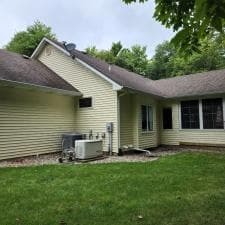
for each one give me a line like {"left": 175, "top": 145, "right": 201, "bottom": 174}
{"left": 119, "top": 94, "right": 134, "bottom": 147}
{"left": 119, "top": 93, "right": 160, "bottom": 149}
{"left": 38, "top": 45, "right": 119, "bottom": 153}
{"left": 0, "top": 86, "right": 76, "bottom": 160}
{"left": 160, "top": 98, "right": 225, "bottom": 146}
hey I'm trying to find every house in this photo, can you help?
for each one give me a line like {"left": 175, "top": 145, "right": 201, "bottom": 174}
{"left": 1, "top": 37, "right": 225, "bottom": 160}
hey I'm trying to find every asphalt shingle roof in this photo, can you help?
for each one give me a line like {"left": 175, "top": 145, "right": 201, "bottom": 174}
{"left": 153, "top": 70, "right": 225, "bottom": 98}
{"left": 0, "top": 49, "right": 79, "bottom": 93}
{"left": 35, "top": 38, "right": 225, "bottom": 99}
{"left": 54, "top": 40, "right": 225, "bottom": 99}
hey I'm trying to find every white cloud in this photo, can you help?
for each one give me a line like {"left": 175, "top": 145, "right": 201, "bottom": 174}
{"left": 0, "top": 0, "right": 174, "bottom": 56}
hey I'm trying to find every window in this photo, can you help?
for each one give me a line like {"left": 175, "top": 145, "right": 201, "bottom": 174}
{"left": 181, "top": 100, "right": 200, "bottom": 129}
{"left": 79, "top": 97, "right": 92, "bottom": 108}
{"left": 163, "top": 108, "right": 172, "bottom": 129}
{"left": 202, "top": 98, "right": 224, "bottom": 129}
{"left": 141, "top": 105, "right": 153, "bottom": 131}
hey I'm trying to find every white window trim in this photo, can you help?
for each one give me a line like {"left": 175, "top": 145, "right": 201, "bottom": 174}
{"left": 199, "top": 99, "right": 203, "bottom": 129}
{"left": 178, "top": 102, "right": 181, "bottom": 130}
{"left": 179, "top": 97, "right": 225, "bottom": 131}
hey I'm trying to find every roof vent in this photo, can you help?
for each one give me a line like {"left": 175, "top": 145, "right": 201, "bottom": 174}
{"left": 65, "top": 43, "right": 76, "bottom": 52}
{"left": 22, "top": 55, "right": 30, "bottom": 59}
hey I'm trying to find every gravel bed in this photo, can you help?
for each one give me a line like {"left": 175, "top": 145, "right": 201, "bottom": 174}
{"left": 0, "top": 152, "right": 159, "bottom": 168}
{"left": 0, "top": 146, "right": 224, "bottom": 168}
{"left": 0, "top": 153, "right": 60, "bottom": 168}
{"left": 87, "top": 154, "right": 159, "bottom": 164}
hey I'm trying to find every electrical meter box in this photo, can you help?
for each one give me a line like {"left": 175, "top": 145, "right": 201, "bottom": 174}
{"left": 106, "top": 122, "right": 113, "bottom": 133}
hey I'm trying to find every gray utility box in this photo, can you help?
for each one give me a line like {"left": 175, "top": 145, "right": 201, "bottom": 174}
{"left": 106, "top": 122, "right": 113, "bottom": 133}
{"left": 62, "top": 133, "right": 84, "bottom": 150}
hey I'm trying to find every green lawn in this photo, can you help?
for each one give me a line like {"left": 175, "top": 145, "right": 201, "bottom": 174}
{"left": 1, "top": 152, "right": 225, "bottom": 225}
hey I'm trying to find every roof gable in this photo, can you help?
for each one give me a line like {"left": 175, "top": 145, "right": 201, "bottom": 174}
{"left": 32, "top": 38, "right": 123, "bottom": 91}
{"left": 32, "top": 38, "right": 164, "bottom": 98}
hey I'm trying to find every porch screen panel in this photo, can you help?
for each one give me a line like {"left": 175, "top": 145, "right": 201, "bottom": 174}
{"left": 181, "top": 100, "right": 199, "bottom": 129}
{"left": 202, "top": 98, "right": 224, "bottom": 129}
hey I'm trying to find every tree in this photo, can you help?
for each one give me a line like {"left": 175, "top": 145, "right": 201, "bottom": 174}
{"left": 5, "top": 21, "right": 56, "bottom": 56}
{"left": 86, "top": 34, "right": 225, "bottom": 80}
{"left": 146, "top": 41, "right": 176, "bottom": 80}
{"left": 86, "top": 41, "right": 123, "bottom": 64}
{"left": 122, "top": 0, "right": 225, "bottom": 53}
{"left": 86, "top": 43, "right": 149, "bottom": 75}
{"left": 116, "top": 45, "right": 149, "bottom": 75}
{"left": 110, "top": 41, "right": 123, "bottom": 57}
{"left": 147, "top": 33, "right": 225, "bottom": 80}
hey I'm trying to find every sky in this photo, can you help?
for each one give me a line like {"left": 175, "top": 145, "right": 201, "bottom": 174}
{"left": 0, "top": 0, "right": 174, "bottom": 57}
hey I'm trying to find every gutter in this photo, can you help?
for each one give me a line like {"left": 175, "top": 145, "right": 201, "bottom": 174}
{"left": 122, "top": 86, "right": 166, "bottom": 100}
{"left": 0, "top": 78, "right": 82, "bottom": 97}
{"left": 163, "top": 91, "right": 225, "bottom": 101}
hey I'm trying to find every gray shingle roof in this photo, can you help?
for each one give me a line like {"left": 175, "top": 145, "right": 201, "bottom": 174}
{"left": 0, "top": 49, "right": 80, "bottom": 94}
{"left": 42, "top": 39, "right": 225, "bottom": 99}
{"left": 153, "top": 69, "right": 225, "bottom": 98}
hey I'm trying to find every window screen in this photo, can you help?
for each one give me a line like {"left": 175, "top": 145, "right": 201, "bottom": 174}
{"left": 163, "top": 108, "right": 172, "bottom": 129}
{"left": 79, "top": 97, "right": 92, "bottom": 108}
{"left": 181, "top": 100, "right": 199, "bottom": 129}
{"left": 202, "top": 98, "right": 224, "bottom": 129}
{"left": 141, "top": 105, "right": 153, "bottom": 131}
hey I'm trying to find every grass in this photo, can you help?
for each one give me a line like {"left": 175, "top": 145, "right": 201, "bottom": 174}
{"left": 0, "top": 152, "right": 225, "bottom": 225}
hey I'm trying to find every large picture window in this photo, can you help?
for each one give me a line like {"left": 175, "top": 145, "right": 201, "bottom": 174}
{"left": 141, "top": 105, "right": 153, "bottom": 131}
{"left": 181, "top": 100, "right": 200, "bottom": 129}
{"left": 202, "top": 98, "right": 224, "bottom": 129}
{"left": 163, "top": 108, "right": 172, "bottom": 129}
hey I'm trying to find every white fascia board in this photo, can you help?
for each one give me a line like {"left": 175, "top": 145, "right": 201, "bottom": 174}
{"left": 76, "top": 58, "right": 123, "bottom": 91}
{"left": 31, "top": 37, "right": 123, "bottom": 91}
{"left": 31, "top": 37, "right": 70, "bottom": 59}
{"left": 30, "top": 38, "right": 45, "bottom": 58}
{"left": 0, "top": 78, "right": 81, "bottom": 97}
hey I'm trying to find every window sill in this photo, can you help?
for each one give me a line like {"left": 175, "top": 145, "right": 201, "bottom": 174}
{"left": 78, "top": 107, "right": 94, "bottom": 110}
{"left": 179, "top": 129, "right": 225, "bottom": 132}
{"left": 141, "top": 130, "right": 154, "bottom": 135}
